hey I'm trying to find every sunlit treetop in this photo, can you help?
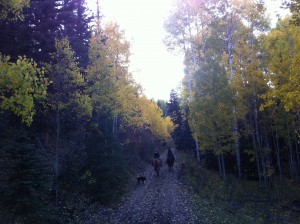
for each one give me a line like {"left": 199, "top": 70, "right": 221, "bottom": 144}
{"left": 0, "top": 0, "right": 29, "bottom": 20}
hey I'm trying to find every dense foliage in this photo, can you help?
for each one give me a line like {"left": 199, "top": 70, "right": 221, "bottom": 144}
{"left": 165, "top": 0, "right": 299, "bottom": 188}
{"left": 0, "top": 0, "right": 173, "bottom": 222}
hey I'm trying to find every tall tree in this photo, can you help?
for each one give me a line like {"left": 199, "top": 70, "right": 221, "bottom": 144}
{"left": 48, "top": 38, "right": 91, "bottom": 204}
{"left": 190, "top": 57, "right": 235, "bottom": 183}
{"left": 230, "top": 0, "right": 270, "bottom": 184}
{"left": 59, "top": 0, "right": 93, "bottom": 68}
{"left": 261, "top": 18, "right": 300, "bottom": 180}
{"left": 165, "top": 0, "right": 214, "bottom": 161}
{"left": 0, "top": 0, "right": 61, "bottom": 62}
{"left": 0, "top": 0, "right": 92, "bottom": 66}
{"left": 167, "top": 89, "right": 185, "bottom": 150}
{"left": 157, "top": 99, "right": 167, "bottom": 117}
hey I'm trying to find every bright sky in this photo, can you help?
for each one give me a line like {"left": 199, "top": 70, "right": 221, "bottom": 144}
{"left": 87, "top": 0, "right": 183, "bottom": 101}
{"left": 86, "top": 0, "right": 288, "bottom": 101}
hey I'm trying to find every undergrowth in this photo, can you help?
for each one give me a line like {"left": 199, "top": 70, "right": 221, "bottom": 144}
{"left": 176, "top": 150, "right": 300, "bottom": 224}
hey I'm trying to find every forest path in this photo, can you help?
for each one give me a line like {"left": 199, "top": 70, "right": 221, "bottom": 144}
{"left": 107, "top": 149, "right": 202, "bottom": 224}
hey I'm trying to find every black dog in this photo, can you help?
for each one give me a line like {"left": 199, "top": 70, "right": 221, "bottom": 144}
{"left": 136, "top": 176, "right": 146, "bottom": 185}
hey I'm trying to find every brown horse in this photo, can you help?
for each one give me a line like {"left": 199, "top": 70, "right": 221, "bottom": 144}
{"left": 153, "top": 158, "right": 162, "bottom": 176}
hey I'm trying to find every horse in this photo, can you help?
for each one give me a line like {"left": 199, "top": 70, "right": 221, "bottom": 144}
{"left": 167, "top": 157, "right": 175, "bottom": 171}
{"left": 166, "top": 149, "right": 175, "bottom": 171}
{"left": 153, "top": 158, "right": 162, "bottom": 176}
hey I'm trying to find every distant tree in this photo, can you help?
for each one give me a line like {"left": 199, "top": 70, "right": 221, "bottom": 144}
{"left": 284, "top": 0, "right": 300, "bottom": 26}
{"left": 181, "top": 102, "right": 195, "bottom": 152}
{"left": 167, "top": 89, "right": 185, "bottom": 150}
{"left": 157, "top": 99, "right": 167, "bottom": 117}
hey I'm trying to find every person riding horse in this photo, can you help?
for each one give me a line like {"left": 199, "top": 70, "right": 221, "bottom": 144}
{"left": 166, "top": 148, "right": 175, "bottom": 171}
{"left": 152, "top": 151, "right": 162, "bottom": 176}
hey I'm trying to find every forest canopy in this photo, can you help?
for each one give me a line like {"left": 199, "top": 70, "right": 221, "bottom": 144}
{"left": 0, "top": 0, "right": 173, "bottom": 222}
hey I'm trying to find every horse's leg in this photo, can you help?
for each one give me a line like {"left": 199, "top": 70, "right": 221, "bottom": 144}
{"left": 154, "top": 159, "right": 159, "bottom": 176}
{"left": 158, "top": 163, "right": 160, "bottom": 176}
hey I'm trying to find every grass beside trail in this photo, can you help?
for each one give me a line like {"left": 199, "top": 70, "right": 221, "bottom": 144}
{"left": 176, "top": 150, "right": 300, "bottom": 224}
{"left": 191, "top": 196, "right": 255, "bottom": 224}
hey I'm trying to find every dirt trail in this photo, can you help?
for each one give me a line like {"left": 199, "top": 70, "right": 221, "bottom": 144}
{"left": 108, "top": 149, "right": 202, "bottom": 224}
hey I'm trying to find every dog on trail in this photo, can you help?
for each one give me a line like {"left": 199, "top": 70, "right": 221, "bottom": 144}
{"left": 136, "top": 176, "right": 146, "bottom": 185}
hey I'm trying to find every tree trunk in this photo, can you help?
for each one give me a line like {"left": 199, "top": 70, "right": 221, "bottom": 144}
{"left": 96, "top": 0, "right": 101, "bottom": 35}
{"left": 218, "top": 155, "right": 222, "bottom": 177}
{"left": 55, "top": 103, "right": 60, "bottom": 206}
{"left": 54, "top": 72, "right": 63, "bottom": 206}
{"left": 221, "top": 154, "right": 227, "bottom": 183}
{"left": 189, "top": 21, "right": 201, "bottom": 162}
{"left": 296, "top": 141, "right": 300, "bottom": 172}
{"left": 234, "top": 136, "right": 241, "bottom": 179}
{"left": 297, "top": 108, "right": 300, "bottom": 136}
{"left": 287, "top": 121, "right": 296, "bottom": 180}
{"left": 253, "top": 93, "right": 261, "bottom": 148}
{"left": 274, "top": 125, "right": 283, "bottom": 183}
{"left": 226, "top": 14, "right": 242, "bottom": 179}
{"left": 113, "top": 115, "right": 117, "bottom": 134}
{"left": 259, "top": 147, "right": 267, "bottom": 187}
{"left": 182, "top": 31, "right": 200, "bottom": 162}
{"left": 265, "top": 135, "right": 273, "bottom": 187}
{"left": 255, "top": 149, "right": 262, "bottom": 184}
{"left": 233, "top": 109, "right": 241, "bottom": 179}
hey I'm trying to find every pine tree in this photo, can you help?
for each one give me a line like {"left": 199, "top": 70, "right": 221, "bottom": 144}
{"left": 0, "top": 120, "right": 51, "bottom": 220}
{"left": 83, "top": 122, "right": 128, "bottom": 204}
{"left": 0, "top": 0, "right": 92, "bottom": 66}
{"left": 59, "top": 0, "right": 93, "bottom": 68}
{"left": 181, "top": 102, "right": 195, "bottom": 152}
{"left": 47, "top": 38, "right": 91, "bottom": 204}
{"left": 0, "top": 0, "right": 61, "bottom": 62}
{"left": 167, "top": 89, "right": 185, "bottom": 150}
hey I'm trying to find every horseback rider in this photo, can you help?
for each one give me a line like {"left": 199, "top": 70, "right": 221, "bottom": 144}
{"left": 153, "top": 151, "right": 162, "bottom": 165}
{"left": 152, "top": 151, "right": 162, "bottom": 175}
{"left": 166, "top": 148, "right": 175, "bottom": 171}
{"left": 154, "top": 151, "right": 160, "bottom": 159}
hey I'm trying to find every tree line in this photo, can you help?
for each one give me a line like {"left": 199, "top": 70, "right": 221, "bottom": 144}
{"left": 0, "top": 0, "right": 173, "bottom": 222}
{"left": 165, "top": 0, "right": 300, "bottom": 186}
